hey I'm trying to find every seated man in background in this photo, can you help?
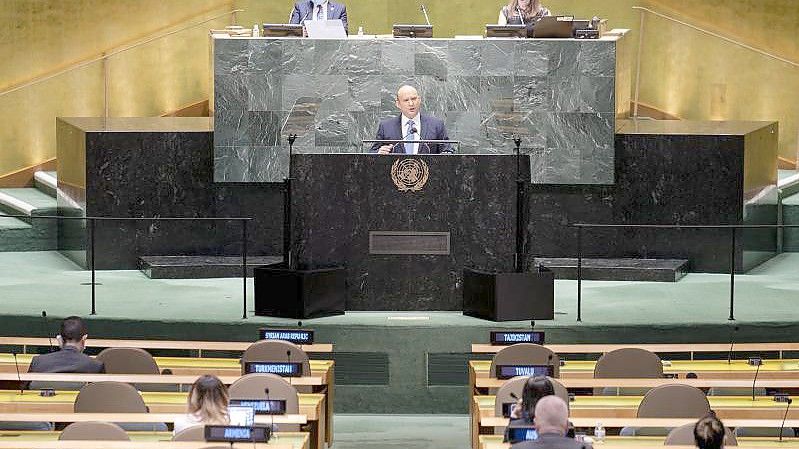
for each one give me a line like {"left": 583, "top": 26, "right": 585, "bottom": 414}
{"left": 512, "top": 395, "right": 587, "bottom": 449}
{"left": 28, "top": 316, "right": 104, "bottom": 373}
{"left": 289, "top": 0, "right": 348, "bottom": 34}
{"left": 694, "top": 413, "right": 727, "bottom": 449}
{"left": 371, "top": 85, "right": 452, "bottom": 155}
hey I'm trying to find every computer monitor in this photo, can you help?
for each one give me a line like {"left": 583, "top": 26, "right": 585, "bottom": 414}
{"left": 392, "top": 24, "right": 433, "bottom": 38}
{"left": 532, "top": 16, "right": 573, "bottom": 38}
{"left": 262, "top": 24, "right": 304, "bottom": 37}
{"left": 485, "top": 24, "right": 526, "bottom": 38}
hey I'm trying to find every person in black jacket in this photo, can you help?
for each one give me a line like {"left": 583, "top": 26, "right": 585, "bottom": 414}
{"left": 504, "top": 376, "right": 555, "bottom": 442}
{"left": 511, "top": 395, "right": 588, "bottom": 449}
{"left": 28, "top": 316, "right": 104, "bottom": 374}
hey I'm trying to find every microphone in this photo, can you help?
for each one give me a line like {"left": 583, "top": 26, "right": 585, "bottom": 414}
{"left": 41, "top": 311, "right": 54, "bottom": 352}
{"left": 286, "top": 350, "right": 293, "bottom": 386}
{"left": 420, "top": 4, "right": 431, "bottom": 26}
{"left": 264, "top": 387, "right": 275, "bottom": 433}
{"left": 516, "top": 6, "right": 526, "bottom": 26}
{"left": 546, "top": 354, "right": 555, "bottom": 377}
{"left": 751, "top": 358, "right": 762, "bottom": 401}
{"left": 12, "top": 352, "right": 23, "bottom": 395}
{"left": 726, "top": 325, "right": 739, "bottom": 365}
{"left": 779, "top": 398, "right": 793, "bottom": 442}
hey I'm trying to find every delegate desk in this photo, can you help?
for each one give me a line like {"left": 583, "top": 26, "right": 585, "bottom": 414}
{"left": 471, "top": 343, "right": 799, "bottom": 360}
{"left": 0, "top": 431, "right": 308, "bottom": 449}
{"left": 0, "top": 392, "right": 322, "bottom": 449}
{"left": 0, "top": 355, "right": 334, "bottom": 448}
{"left": 0, "top": 337, "right": 333, "bottom": 356}
{"left": 471, "top": 395, "right": 799, "bottom": 449}
{"left": 479, "top": 436, "right": 799, "bottom": 449}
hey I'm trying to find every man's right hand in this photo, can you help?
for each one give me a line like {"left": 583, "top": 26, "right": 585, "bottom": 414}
{"left": 377, "top": 145, "right": 393, "bottom": 154}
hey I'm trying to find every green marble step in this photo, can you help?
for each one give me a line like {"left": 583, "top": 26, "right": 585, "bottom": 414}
{"left": 0, "top": 187, "right": 57, "bottom": 218}
{"left": 782, "top": 191, "right": 799, "bottom": 252}
{"left": 0, "top": 216, "right": 31, "bottom": 230}
{"left": 33, "top": 171, "right": 57, "bottom": 198}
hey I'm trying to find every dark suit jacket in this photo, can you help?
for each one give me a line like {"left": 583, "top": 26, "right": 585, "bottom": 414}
{"left": 28, "top": 347, "right": 105, "bottom": 374}
{"left": 511, "top": 433, "right": 590, "bottom": 449}
{"left": 369, "top": 113, "right": 452, "bottom": 154}
{"left": 289, "top": 1, "right": 348, "bottom": 34}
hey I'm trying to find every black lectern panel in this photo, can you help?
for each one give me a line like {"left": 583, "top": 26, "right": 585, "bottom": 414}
{"left": 291, "top": 154, "right": 529, "bottom": 311}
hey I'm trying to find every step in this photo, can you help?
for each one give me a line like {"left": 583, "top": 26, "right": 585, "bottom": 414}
{"left": 533, "top": 257, "right": 690, "bottom": 282}
{"left": 33, "top": 171, "right": 57, "bottom": 198}
{"left": 782, "top": 192, "right": 799, "bottom": 252}
{"left": 138, "top": 255, "right": 283, "bottom": 279}
{"left": 0, "top": 188, "right": 57, "bottom": 221}
{"left": 0, "top": 216, "right": 31, "bottom": 230}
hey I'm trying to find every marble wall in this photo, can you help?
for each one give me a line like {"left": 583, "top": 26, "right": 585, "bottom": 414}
{"left": 213, "top": 36, "right": 625, "bottom": 184}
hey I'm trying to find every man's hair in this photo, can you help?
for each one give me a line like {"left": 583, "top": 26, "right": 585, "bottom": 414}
{"left": 60, "top": 316, "right": 88, "bottom": 343}
{"left": 533, "top": 395, "right": 569, "bottom": 434}
{"left": 694, "top": 412, "right": 726, "bottom": 449}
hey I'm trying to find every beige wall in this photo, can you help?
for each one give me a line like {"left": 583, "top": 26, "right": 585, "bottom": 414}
{"left": 0, "top": 0, "right": 234, "bottom": 177}
{"left": 2, "top": 0, "right": 797, "bottom": 176}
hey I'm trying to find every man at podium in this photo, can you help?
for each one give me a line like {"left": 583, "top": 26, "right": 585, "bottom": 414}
{"left": 371, "top": 85, "right": 452, "bottom": 155}
{"left": 289, "top": 0, "right": 349, "bottom": 34}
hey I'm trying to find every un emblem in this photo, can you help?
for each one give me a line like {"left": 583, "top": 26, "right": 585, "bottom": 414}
{"left": 391, "top": 158, "right": 429, "bottom": 192}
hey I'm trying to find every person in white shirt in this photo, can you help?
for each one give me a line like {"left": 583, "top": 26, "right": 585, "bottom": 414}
{"left": 173, "top": 375, "right": 230, "bottom": 434}
{"left": 371, "top": 85, "right": 452, "bottom": 155}
{"left": 289, "top": 0, "right": 349, "bottom": 34}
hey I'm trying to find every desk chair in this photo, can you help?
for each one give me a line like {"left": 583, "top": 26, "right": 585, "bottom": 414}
{"left": 75, "top": 381, "right": 167, "bottom": 432}
{"left": 488, "top": 344, "right": 560, "bottom": 379}
{"left": 173, "top": 424, "right": 206, "bottom": 441}
{"left": 241, "top": 340, "right": 311, "bottom": 376}
{"left": 229, "top": 373, "right": 301, "bottom": 431}
{"left": 594, "top": 348, "right": 663, "bottom": 396}
{"left": 59, "top": 421, "right": 129, "bottom": 440}
{"left": 665, "top": 422, "right": 738, "bottom": 446}
{"left": 96, "top": 348, "right": 159, "bottom": 374}
{"left": 622, "top": 384, "right": 710, "bottom": 436}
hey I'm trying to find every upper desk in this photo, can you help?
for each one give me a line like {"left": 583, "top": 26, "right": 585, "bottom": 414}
{"left": 211, "top": 32, "right": 631, "bottom": 185}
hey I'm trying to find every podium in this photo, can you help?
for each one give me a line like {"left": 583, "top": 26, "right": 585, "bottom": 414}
{"left": 254, "top": 264, "right": 346, "bottom": 319}
{"left": 462, "top": 267, "right": 554, "bottom": 321}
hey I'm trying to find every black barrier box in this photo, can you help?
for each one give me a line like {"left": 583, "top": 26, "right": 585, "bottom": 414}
{"left": 254, "top": 264, "right": 346, "bottom": 319}
{"left": 462, "top": 267, "right": 554, "bottom": 321}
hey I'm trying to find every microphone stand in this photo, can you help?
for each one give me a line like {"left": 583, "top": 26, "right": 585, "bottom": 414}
{"left": 514, "top": 137, "right": 526, "bottom": 273}
{"left": 420, "top": 4, "right": 432, "bottom": 26}
{"left": 283, "top": 134, "right": 297, "bottom": 270}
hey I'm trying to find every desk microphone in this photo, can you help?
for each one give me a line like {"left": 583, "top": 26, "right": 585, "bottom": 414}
{"left": 420, "top": 4, "right": 431, "bottom": 26}
{"left": 12, "top": 352, "right": 23, "bottom": 395}
{"left": 517, "top": 7, "right": 526, "bottom": 26}
{"left": 286, "top": 350, "right": 293, "bottom": 386}
{"left": 726, "top": 325, "right": 739, "bottom": 365}
{"left": 264, "top": 387, "right": 275, "bottom": 433}
{"left": 779, "top": 398, "right": 793, "bottom": 442}
{"left": 547, "top": 353, "right": 554, "bottom": 375}
{"left": 751, "top": 358, "right": 762, "bottom": 401}
{"left": 41, "top": 310, "right": 54, "bottom": 352}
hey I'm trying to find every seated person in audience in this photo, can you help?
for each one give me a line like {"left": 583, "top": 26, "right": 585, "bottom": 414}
{"left": 694, "top": 412, "right": 726, "bottom": 449}
{"left": 174, "top": 374, "right": 230, "bottom": 434}
{"left": 506, "top": 377, "right": 570, "bottom": 442}
{"left": 370, "top": 85, "right": 452, "bottom": 154}
{"left": 28, "top": 316, "right": 104, "bottom": 374}
{"left": 289, "top": 0, "right": 348, "bottom": 34}
{"left": 498, "top": 0, "right": 551, "bottom": 26}
{"left": 512, "top": 395, "right": 587, "bottom": 449}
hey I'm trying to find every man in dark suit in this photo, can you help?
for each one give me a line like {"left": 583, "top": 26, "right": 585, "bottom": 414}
{"left": 28, "top": 316, "right": 104, "bottom": 374}
{"left": 371, "top": 85, "right": 452, "bottom": 155}
{"left": 512, "top": 395, "right": 589, "bottom": 449}
{"left": 289, "top": 0, "right": 348, "bottom": 34}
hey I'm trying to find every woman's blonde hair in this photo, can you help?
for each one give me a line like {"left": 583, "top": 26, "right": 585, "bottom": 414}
{"left": 187, "top": 375, "right": 230, "bottom": 425}
{"left": 507, "top": 0, "right": 543, "bottom": 18}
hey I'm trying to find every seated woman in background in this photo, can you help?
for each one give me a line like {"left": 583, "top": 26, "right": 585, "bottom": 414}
{"left": 498, "top": 0, "right": 551, "bottom": 25}
{"left": 503, "top": 376, "right": 555, "bottom": 442}
{"left": 694, "top": 412, "right": 726, "bottom": 449}
{"left": 174, "top": 375, "right": 230, "bottom": 434}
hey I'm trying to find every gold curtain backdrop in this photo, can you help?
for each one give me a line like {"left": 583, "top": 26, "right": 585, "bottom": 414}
{"left": 1, "top": 0, "right": 797, "bottom": 177}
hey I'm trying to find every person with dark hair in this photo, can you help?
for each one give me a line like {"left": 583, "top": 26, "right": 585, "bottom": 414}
{"left": 694, "top": 412, "right": 726, "bottom": 449}
{"left": 28, "top": 316, "right": 104, "bottom": 373}
{"left": 289, "top": 0, "right": 348, "bottom": 34}
{"left": 498, "top": 0, "right": 551, "bottom": 26}
{"left": 504, "top": 376, "right": 555, "bottom": 442}
{"left": 174, "top": 375, "right": 230, "bottom": 434}
{"left": 511, "top": 395, "right": 587, "bottom": 449}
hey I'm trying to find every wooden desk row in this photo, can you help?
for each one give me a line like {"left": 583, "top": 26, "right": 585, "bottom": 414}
{"left": 472, "top": 343, "right": 799, "bottom": 359}
{"left": 0, "top": 337, "right": 332, "bottom": 357}
{"left": 479, "top": 436, "right": 799, "bottom": 449}
{"left": 0, "top": 431, "right": 308, "bottom": 449}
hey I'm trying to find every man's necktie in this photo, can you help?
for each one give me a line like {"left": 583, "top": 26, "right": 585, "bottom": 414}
{"left": 405, "top": 120, "right": 416, "bottom": 154}
{"left": 316, "top": 4, "right": 323, "bottom": 20}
